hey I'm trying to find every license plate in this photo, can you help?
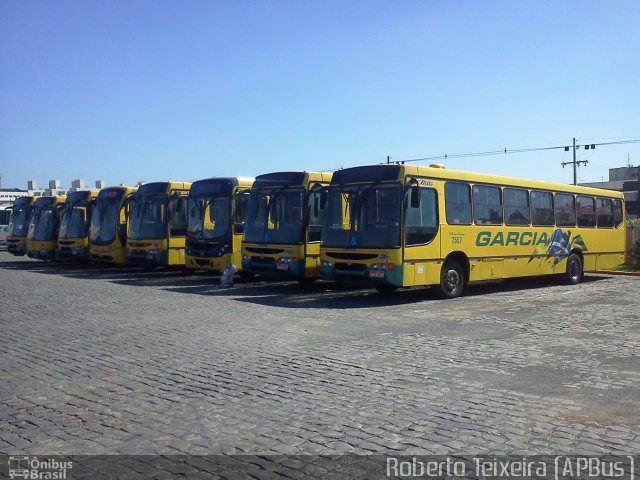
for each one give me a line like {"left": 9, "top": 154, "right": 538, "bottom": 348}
{"left": 369, "top": 270, "right": 385, "bottom": 278}
{"left": 276, "top": 263, "right": 289, "bottom": 270}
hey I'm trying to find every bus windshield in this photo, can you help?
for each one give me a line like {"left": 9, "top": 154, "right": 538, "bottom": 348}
{"left": 29, "top": 206, "right": 57, "bottom": 241}
{"left": 8, "top": 205, "right": 32, "bottom": 237}
{"left": 244, "top": 187, "right": 305, "bottom": 245}
{"left": 90, "top": 191, "right": 124, "bottom": 245}
{"left": 187, "top": 195, "right": 230, "bottom": 241}
{"left": 59, "top": 204, "right": 89, "bottom": 239}
{"left": 322, "top": 183, "right": 402, "bottom": 248}
{"left": 129, "top": 195, "right": 167, "bottom": 240}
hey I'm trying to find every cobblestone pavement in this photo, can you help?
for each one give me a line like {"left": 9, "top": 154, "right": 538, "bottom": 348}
{"left": 1, "top": 254, "right": 639, "bottom": 458}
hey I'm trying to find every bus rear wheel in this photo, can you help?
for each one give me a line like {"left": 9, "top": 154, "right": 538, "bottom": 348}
{"left": 564, "top": 253, "right": 583, "bottom": 285}
{"left": 436, "top": 259, "right": 465, "bottom": 299}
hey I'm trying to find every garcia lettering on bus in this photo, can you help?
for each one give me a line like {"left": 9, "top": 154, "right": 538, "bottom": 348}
{"left": 475, "top": 231, "right": 550, "bottom": 247}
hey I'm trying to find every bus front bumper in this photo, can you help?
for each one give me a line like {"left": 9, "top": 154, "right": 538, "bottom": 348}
{"left": 7, "top": 238, "right": 27, "bottom": 256}
{"left": 242, "top": 256, "right": 306, "bottom": 280}
{"left": 321, "top": 261, "right": 403, "bottom": 287}
{"left": 127, "top": 249, "right": 168, "bottom": 266}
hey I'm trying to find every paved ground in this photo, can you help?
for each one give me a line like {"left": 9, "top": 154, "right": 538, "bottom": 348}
{"left": 1, "top": 253, "right": 639, "bottom": 458}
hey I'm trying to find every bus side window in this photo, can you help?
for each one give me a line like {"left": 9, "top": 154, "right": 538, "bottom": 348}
{"left": 613, "top": 199, "right": 623, "bottom": 227}
{"left": 596, "top": 197, "right": 614, "bottom": 228}
{"left": 504, "top": 187, "right": 530, "bottom": 226}
{"left": 554, "top": 193, "right": 576, "bottom": 227}
{"left": 170, "top": 196, "right": 187, "bottom": 236}
{"left": 576, "top": 195, "right": 596, "bottom": 227}
{"left": 473, "top": 185, "right": 502, "bottom": 225}
{"left": 445, "top": 182, "right": 472, "bottom": 225}
{"left": 531, "top": 190, "right": 554, "bottom": 226}
{"left": 404, "top": 188, "right": 438, "bottom": 246}
{"left": 233, "top": 190, "right": 250, "bottom": 234}
{"left": 307, "top": 189, "right": 326, "bottom": 243}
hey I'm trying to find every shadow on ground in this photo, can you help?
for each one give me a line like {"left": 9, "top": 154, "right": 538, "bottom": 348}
{"left": 1, "top": 255, "right": 609, "bottom": 310}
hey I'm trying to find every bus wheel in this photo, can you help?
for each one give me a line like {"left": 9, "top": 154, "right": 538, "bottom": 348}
{"left": 437, "top": 259, "right": 465, "bottom": 299}
{"left": 375, "top": 284, "right": 397, "bottom": 294}
{"left": 564, "top": 253, "right": 583, "bottom": 285}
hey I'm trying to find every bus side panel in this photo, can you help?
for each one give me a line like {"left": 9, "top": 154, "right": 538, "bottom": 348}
{"left": 304, "top": 242, "right": 321, "bottom": 279}
{"left": 403, "top": 233, "right": 441, "bottom": 287}
{"left": 167, "top": 237, "right": 186, "bottom": 266}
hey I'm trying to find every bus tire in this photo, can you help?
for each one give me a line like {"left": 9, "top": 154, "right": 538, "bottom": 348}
{"left": 436, "top": 259, "right": 465, "bottom": 299}
{"left": 564, "top": 253, "right": 583, "bottom": 285}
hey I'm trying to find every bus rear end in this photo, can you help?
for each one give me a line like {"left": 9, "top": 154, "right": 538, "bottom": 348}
{"left": 241, "top": 171, "right": 332, "bottom": 282}
{"left": 126, "top": 181, "right": 191, "bottom": 267}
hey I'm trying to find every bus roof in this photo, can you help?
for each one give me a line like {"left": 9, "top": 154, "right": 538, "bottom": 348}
{"left": 136, "top": 181, "right": 192, "bottom": 195}
{"left": 191, "top": 177, "right": 255, "bottom": 189}
{"left": 254, "top": 171, "right": 332, "bottom": 189}
{"left": 65, "top": 190, "right": 100, "bottom": 203}
{"left": 33, "top": 195, "right": 66, "bottom": 207}
{"left": 98, "top": 186, "right": 137, "bottom": 197}
{"left": 332, "top": 164, "right": 625, "bottom": 199}
{"left": 12, "top": 196, "right": 36, "bottom": 207}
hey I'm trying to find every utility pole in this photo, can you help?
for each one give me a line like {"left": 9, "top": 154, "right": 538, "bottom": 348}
{"left": 387, "top": 155, "right": 391, "bottom": 164}
{"left": 561, "top": 137, "right": 589, "bottom": 185}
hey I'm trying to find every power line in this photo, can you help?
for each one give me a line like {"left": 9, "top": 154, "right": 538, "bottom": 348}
{"left": 390, "top": 138, "right": 640, "bottom": 165}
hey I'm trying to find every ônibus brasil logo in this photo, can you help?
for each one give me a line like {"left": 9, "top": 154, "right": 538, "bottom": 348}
{"left": 8, "top": 456, "right": 72, "bottom": 479}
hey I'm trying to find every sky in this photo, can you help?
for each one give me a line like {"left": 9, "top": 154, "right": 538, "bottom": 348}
{"left": 1, "top": 0, "right": 639, "bottom": 190}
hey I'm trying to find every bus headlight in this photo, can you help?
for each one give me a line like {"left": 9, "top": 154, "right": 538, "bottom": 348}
{"left": 322, "top": 261, "right": 333, "bottom": 268}
{"left": 370, "top": 263, "right": 388, "bottom": 270}
{"left": 278, "top": 257, "right": 292, "bottom": 264}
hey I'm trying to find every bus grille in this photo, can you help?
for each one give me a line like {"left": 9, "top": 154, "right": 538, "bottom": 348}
{"left": 334, "top": 262, "right": 367, "bottom": 272}
{"left": 246, "top": 247, "right": 285, "bottom": 254}
{"left": 326, "top": 252, "right": 378, "bottom": 260}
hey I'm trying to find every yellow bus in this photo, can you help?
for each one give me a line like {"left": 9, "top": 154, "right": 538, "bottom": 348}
{"left": 185, "top": 177, "right": 254, "bottom": 272}
{"left": 126, "top": 181, "right": 192, "bottom": 267}
{"left": 6, "top": 196, "right": 35, "bottom": 256}
{"left": 242, "top": 171, "right": 332, "bottom": 282}
{"left": 26, "top": 195, "right": 67, "bottom": 261}
{"left": 57, "top": 190, "right": 100, "bottom": 262}
{"left": 320, "top": 164, "right": 625, "bottom": 298}
{"left": 89, "top": 186, "right": 137, "bottom": 264}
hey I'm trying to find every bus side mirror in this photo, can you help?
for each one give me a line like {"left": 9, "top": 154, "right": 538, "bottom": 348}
{"left": 410, "top": 186, "right": 421, "bottom": 208}
{"left": 320, "top": 190, "right": 327, "bottom": 208}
